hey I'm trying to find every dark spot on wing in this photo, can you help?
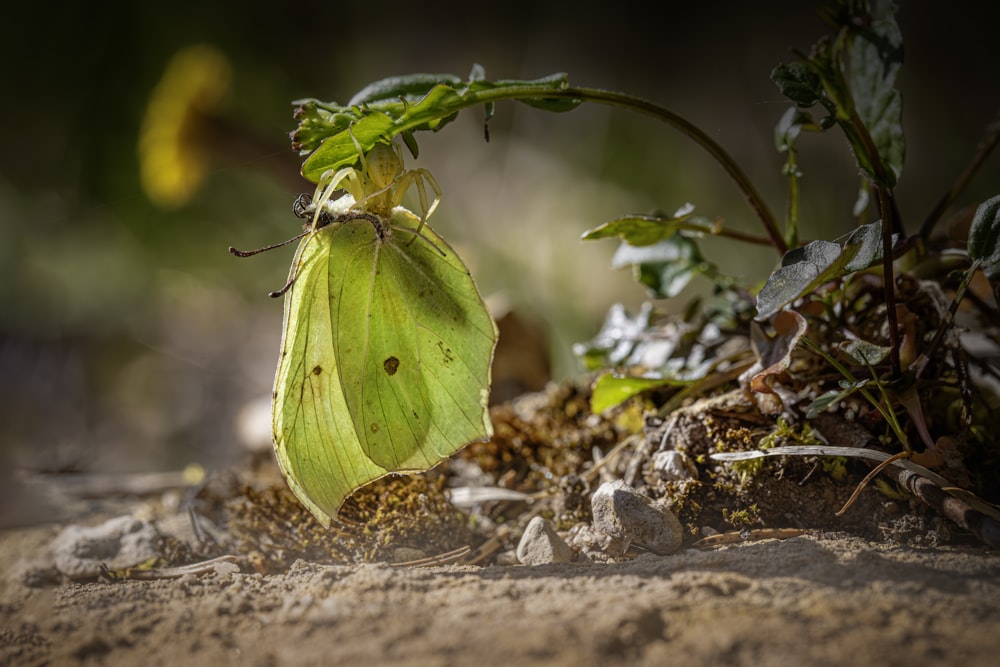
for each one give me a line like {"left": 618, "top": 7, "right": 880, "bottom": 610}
{"left": 312, "top": 365, "right": 323, "bottom": 375}
{"left": 383, "top": 356, "right": 400, "bottom": 375}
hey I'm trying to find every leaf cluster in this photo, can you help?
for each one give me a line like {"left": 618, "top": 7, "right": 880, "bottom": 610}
{"left": 290, "top": 65, "right": 579, "bottom": 182}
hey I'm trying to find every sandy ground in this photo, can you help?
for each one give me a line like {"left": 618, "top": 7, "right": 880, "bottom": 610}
{"left": 2, "top": 521, "right": 999, "bottom": 667}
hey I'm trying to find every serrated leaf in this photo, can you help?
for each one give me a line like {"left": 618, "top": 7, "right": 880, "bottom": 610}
{"left": 290, "top": 101, "right": 358, "bottom": 154}
{"left": 969, "top": 194, "right": 1000, "bottom": 280}
{"left": 848, "top": 0, "right": 905, "bottom": 183}
{"left": 301, "top": 112, "right": 397, "bottom": 180}
{"left": 772, "top": 62, "right": 825, "bottom": 107}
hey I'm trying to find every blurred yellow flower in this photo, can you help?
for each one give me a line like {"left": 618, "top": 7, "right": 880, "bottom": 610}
{"left": 139, "top": 44, "right": 231, "bottom": 207}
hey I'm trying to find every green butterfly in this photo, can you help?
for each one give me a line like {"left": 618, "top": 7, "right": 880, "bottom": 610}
{"left": 246, "top": 141, "right": 497, "bottom": 525}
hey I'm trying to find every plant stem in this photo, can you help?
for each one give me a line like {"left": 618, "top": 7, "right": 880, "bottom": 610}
{"left": 422, "top": 85, "right": 788, "bottom": 255}
{"left": 842, "top": 106, "right": 902, "bottom": 377}
{"left": 876, "top": 184, "right": 902, "bottom": 377}
{"left": 558, "top": 87, "right": 788, "bottom": 255}
{"left": 715, "top": 227, "right": 780, "bottom": 247}
{"left": 784, "top": 151, "right": 801, "bottom": 248}
{"left": 799, "top": 337, "right": 908, "bottom": 447}
{"left": 918, "top": 108, "right": 1000, "bottom": 241}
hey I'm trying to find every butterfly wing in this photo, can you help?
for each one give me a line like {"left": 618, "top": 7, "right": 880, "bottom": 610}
{"left": 271, "top": 230, "right": 387, "bottom": 525}
{"left": 272, "top": 210, "right": 497, "bottom": 525}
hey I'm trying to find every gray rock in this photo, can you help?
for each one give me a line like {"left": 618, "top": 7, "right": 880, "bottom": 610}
{"left": 569, "top": 523, "right": 631, "bottom": 562}
{"left": 652, "top": 450, "right": 698, "bottom": 481}
{"left": 591, "top": 480, "right": 683, "bottom": 556}
{"left": 516, "top": 516, "right": 574, "bottom": 565}
{"left": 51, "top": 515, "right": 161, "bottom": 579}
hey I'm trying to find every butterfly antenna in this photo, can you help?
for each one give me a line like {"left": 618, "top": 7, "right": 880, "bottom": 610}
{"left": 229, "top": 230, "right": 309, "bottom": 257}
{"left": 268, "top": 274, "right": 297, "bottom": 298}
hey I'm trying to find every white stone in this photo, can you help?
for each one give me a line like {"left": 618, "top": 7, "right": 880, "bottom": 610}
{"left": 516, "top": 516, "right": 574, "bottom": 565}
{"left": 652, "top": 450, "right": 698, "bottom": 481}
{"left": 51, "top": 515, "right": 161, "bottom": 579}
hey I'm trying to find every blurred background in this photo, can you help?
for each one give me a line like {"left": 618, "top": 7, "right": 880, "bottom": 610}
{"left": 2, "top": 0, "right": 998, "bottom": 519}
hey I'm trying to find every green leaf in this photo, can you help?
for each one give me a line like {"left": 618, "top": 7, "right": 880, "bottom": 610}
{"left": 848, "top": 0, "right": 905, "bottom": 182}
{"left": 301, "top": 111, "right": 397, "bottom": 180}
{"left": 272, "top": 196, "right": 498, "bottom": 525}
{"left": 581, "top": 204, "right": 720, "bottom": 246}
{"left": 969, "top": 194, "right": 1000, "bottom": 280}
{"left": 590, "top": 373, "right": 689, "bottom": 414}
{"left": 771, "top": 62, "right": 825, "bottom": 108}
{"left": 295, "top": 70, "right": 579, "bottom": 182}
{"left": 756, "top": 220, "right": 889, "bottom": 320}
{"left": 347, "top": 73, "right": 464, "bottom": 107}
{"left": 841, "top": 219, "right": 887, "bottom": 273}
{"left": 289, "top": 101, "right": 359, "bottom": 154}
{"left": 301, "top": 85, "right": 468, "bottom": 180}
{"left": 496, "top": 73, "right": 581, "bottom": 112}
{"left": 838, "top": 339, "right": 891, "bottom": 365}
{"left": 610, "top": 233, "right": 717, "bottom": 299}
{"left": 756, "top": 241, "right": 845, "bottom": 320}
{"left": 806, "top": 379, "right": 872, "bottom": 418}
{"left": 775, "top": 107, "right": 803, "bottom": 152}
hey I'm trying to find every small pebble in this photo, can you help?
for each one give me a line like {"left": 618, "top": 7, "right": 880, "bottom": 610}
{"left": 212, "top": 560, "right": 241, "bottom": 578}
{"left": 569, "top": 524, "right": 630, "bottom": 562}
{"left": 516, "top": 516, "right": 574, "bottom": 565}
{"left": 652, "top": 450, "right": 698, "bottom": 481}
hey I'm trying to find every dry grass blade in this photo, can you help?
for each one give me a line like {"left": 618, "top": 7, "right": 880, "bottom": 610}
{"left": 391, "top": 546, "right": 473, "bottom": 568}
{"left": 710, "top": 445, "right": 953, "bottom": 486}
{"left": 835, "top": 451, "right": 909, "bottom": 516}
{"left": 692, "top": 528, "right": 809, "bottom": 548}
{"left": 101, "top": 555, "right": 240, "bottom": 581}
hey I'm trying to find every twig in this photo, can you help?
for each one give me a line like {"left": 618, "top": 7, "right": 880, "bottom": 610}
{"left": 835, "top": 451, "right": 909, "bottom": 516}
{"left": 101, "top": 555, "right": 239, "bottom": 581}
{"left": 390, "top": 546, "right": 473, "bottom": 568}
{"left": 880, "top": 465, "right": 1000, "bottom": 549}
{"left": 692, "top": 528, "right": 808, "bottom": 548}
{"left": 919, "top": 107, "right": 1000, "bottom": 240}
